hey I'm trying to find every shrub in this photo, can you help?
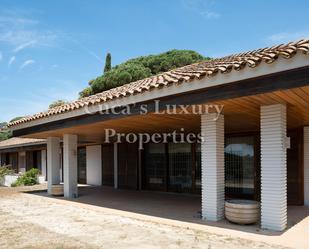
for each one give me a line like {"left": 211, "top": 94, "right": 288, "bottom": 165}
{"left": 12, "top": 168, "right": 40, "bottom": 187}
{"left": 0, "top": 165, "right": 15, "bottom": 179}
{"left": 10, "top": 181, "right": 18, "bottom": 187}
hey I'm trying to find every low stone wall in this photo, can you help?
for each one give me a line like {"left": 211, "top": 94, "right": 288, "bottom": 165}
{"left": 0, "top": 175, "right": 19, "bottom": 187}
{"left": 0, "top": 175, "right": 46, "bottom": 187}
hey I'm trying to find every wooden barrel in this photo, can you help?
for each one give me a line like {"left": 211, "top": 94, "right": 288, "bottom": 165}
{"left": 225, "top": 200, "right": 260, "bottom": 225}
{"left": 51, "top": 184, "right": 64, "bottom": 196}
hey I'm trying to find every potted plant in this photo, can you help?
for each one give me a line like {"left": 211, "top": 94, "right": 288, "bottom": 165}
{"left": 225, "top": 199, "right": 260, "bottom": 225}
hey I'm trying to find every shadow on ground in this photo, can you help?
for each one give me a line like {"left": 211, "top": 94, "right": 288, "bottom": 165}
{"left": 27, "top": 185, "right": 309, "bottom": 237}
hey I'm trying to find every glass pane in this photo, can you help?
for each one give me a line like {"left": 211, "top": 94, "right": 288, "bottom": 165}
{"left": 78, "top": 148, "right": 87, "bottom": 184}
{"left": 195, "top": 144, "right": 201, "bottom": 189}
{"left": 144, "top": 143, "right": 166, "bottom": 190}
{"left": 168, "top": 143, "right": 192, "bottom": 192}
{"left": 102, "top": 144, "right": 114, "bottom": 186}
{"left": 225, "top": 136, "right": 255, "bottom": 197}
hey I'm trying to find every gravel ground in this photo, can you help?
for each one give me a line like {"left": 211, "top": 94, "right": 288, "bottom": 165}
{"left": 0, "top": 186, "right": 291, "bottom": 249}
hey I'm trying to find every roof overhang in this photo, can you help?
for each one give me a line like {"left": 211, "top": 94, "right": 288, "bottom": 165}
{"left": 11, "top": 53, "right": 309, "bottom": 137}
{"left": 0, "top": 140, "right": 46, "bottom": 152}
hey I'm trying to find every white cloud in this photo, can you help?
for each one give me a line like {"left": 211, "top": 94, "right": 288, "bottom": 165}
{"left": 182, "top": 0, "right": 220, "bottom": 19}
{"left": 0, "top": 9, "right": 38, "bottom": 28}
{"left": 0, "top": 9, "right": 58, "bottom": 51}
{"left": 266, "top": 31, "right": 309, "bottom": 43}
{"left": 201, "top": 11, "right": 220, "bottom": 19}
{"left": 13, "top": 40, "right": 37, "bottom": 53}
{"left": 0, "top": 29, "right": 57, "bottom": 48}
{"left": 8, "top": 56, "right": 16, "bottom": 67}
{"left": 20, "top": 59, "right": 35, "bottom": 70}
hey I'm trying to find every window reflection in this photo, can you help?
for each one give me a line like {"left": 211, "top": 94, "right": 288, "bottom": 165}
{"left": 225, "top": 136, "right": 255, "bottom": 198}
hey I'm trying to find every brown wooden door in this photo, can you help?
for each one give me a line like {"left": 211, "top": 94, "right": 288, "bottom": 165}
{"left": 118, "top": 143, "right": 138, "bottom": 189}
{"left": 102, "top": 144, "right": 114, "bottom": 186}
{"left": 287, "top": 129, "right": 304, "bottom": 205}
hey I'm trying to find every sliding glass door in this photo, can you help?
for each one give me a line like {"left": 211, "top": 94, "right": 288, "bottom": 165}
{"left": 225, "top": 136, "right": 256, "bottom": 199}
{"left": 143, "top": 143, "right": 200, "bottom": 193}
{"left": 143, "top": 135, "right": 257, "bottom": 198}
{"left": 144, "top": 143, "right": 166, "bottom": 191}
{"left": 168, "top": 143, "right": 192, "bottom": 193}
{"left": 78, "top": 148, "right": 87, "bottom": 184}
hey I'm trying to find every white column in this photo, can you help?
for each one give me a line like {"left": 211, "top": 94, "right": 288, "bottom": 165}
{"left": 47, "top": 137, "right": 61, "bottom": 194}
{"left": 114, "top": 143, "right": 118, "bottom": 189}
{"left": 304, "top": 127, "right": 309, "bottom": 206}
{"left": 261, "top": 104, "right": 287, "bottom": 231}
{"left": 86, "top": 145, "right": 102, "bottom": 185}
{"left": 201, "top": 113, "right": 225, "bottom": 221}
{"left": 41, "top": 150, "right": 47, "bottom": 181}
{"left": 63, "top": 134, "right": 78, "bottom": 198}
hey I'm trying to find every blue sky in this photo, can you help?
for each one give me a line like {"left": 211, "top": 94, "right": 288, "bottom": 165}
{"left": 0, "top": 0, "right": 309, "bottom": 122}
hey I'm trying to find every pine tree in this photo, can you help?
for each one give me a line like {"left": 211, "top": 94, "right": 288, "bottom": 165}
{"left": 104, "top": 52, "right": 112, "bottom": 73}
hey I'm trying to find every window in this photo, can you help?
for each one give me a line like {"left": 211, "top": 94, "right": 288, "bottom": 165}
{"left": 225, "top": 136, "right": 255, "bottom": 198}
{"left": 168, "top": 143, "right": 192, "bottom": 192}
{"left": 144, "top": 143, "right": 166, "bottom": 190}
{"left": 195, "top": 144, "right": 201, "bottom": 190}
{"left": 102, "top": 144, "right": 114, "bottom": 186}
{"left": 78, "top": 148, "right": 87, "bottom": 184}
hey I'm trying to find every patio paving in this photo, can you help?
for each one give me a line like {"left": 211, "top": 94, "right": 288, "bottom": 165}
{"left": 1, "top": 184, "right": 294, "bottom": 249}
{"left": 34, "top": 185, "right": 309, "bottom": 249}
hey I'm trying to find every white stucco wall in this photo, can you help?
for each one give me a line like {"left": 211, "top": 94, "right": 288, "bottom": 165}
{"left": 86, "top": 145, "right": 102, "bottom": 186}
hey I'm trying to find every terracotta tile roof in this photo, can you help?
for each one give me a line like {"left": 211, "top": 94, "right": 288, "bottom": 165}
{"left": 0, "top": 137, "right": 46, "bottom": 149}
{"left": 9, "top": 39, "right": 309, "bottom": 127}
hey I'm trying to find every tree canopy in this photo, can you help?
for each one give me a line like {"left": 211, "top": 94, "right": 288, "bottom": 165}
{"left": 9, "top": 117, "right": 24, "bottom": 123}
{"left": 80, "top": 49, "right": 209, "bottom": 98}
{"left": 0, "top": 122, "right": 7, "bottom": 129}
{"left": 0, "top": 117, "right": 24, "bottom": 141}
{"left": 49, "top": 100, "right": 69, "bottom": 109}
{"left": 0, "top": 130, "right": 11, "bottom": 141}
{"left": 0, "top": 122, "right": 10, "bottom": 141}
{"left": 104, "top": 52, "right": 112, "bottom": 73}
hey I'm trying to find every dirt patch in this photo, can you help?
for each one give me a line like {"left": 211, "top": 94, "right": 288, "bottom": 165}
{"left": 0, "top": 186, "right": 291, "bottom": 249}
{"left": 0, "top": 210, "right": 98, "bottom": 249}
